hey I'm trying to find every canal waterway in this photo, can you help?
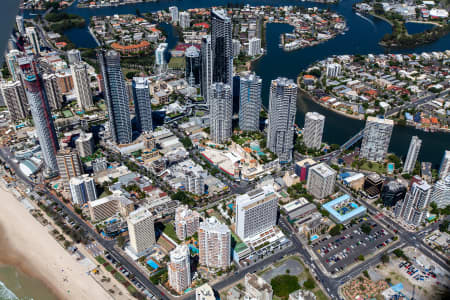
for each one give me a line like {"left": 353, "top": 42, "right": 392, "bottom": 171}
{"left": 24, "top": 0, "right": 450, "bottom": 166}
{"left": 405, "top": 22, "right": 436, "bottom": 35}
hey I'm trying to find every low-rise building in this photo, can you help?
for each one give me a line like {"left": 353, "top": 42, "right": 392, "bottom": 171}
{"left": 88, "top": 193, "right": 134, "bottom": 222}
{"left": 244, "top": 273, "right": 273, "bottom": 300}
{"left": 322, "top": 194, "right": 366, "bottom": 224}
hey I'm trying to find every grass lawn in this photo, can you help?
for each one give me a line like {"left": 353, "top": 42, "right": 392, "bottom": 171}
{"left": 163, "top": 223, "right": 181, "bottom": 244}
{"left": 114, "top": 272, "right": 126, "bottom": 283}
{"left": 62, "top": 110, "right": 73, "bottom": 118}
{"left": 99, "top": 190, "right": 113, "bottom": 198}
{"left": 95, "top": 256, "right": 106, "bottom": 264}
{"left": 271, "top": 275, "right": 300, "bottom": 298}
{"left": 104, "top": 264, "right": 114, "bottom": 272}
{"left": 98, "top": 103, "right": 107, "bottom": 111}
{"left": 314, "top": 289, "right": 328, "bottom": 300}
{"left": 231, "top": 231, "right": 242, "bottom": 244}
{"left": 359, "top": 162, "right": 385, "bottom": 174}
{"left": 127, "top": 285, "right": 137, "bottom": 294}
{"left": 168, "top": 57, "right": 185, "bottom": 69}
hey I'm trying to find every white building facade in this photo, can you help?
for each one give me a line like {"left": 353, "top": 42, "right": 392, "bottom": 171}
{"left": 198, "top": 217, "right": 231, "bottom": 269}
{"left": 267, "top": 78, "right": 297, "bottom": 163}
{"left": 168, "top": 245, "right": 191, "bottom": 293}
{"left": 69, "top": 175, "right": 97, "bottom": 205}
{"left": 235, "top": 186, "right": 278, "bottom": 240}
{"left": 127, "top": 207, "right": 156, "bottom": 255}
{"left": 360, "top": 117, "right": 394, "bottom": 162}
{"left": 306, "top": 163, "right": 337, "bottom": 199}
{"left": 303, "top": 112, "right": 325, "bottom": 150}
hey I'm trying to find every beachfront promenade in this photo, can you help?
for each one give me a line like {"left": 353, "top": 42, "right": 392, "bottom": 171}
{"left": 0, "top": 147, "right": 170, "bottom": 300}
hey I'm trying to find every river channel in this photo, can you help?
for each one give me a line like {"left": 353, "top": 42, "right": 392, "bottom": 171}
{"left": 24, "top": 0, "right": 450, "bottom": 166}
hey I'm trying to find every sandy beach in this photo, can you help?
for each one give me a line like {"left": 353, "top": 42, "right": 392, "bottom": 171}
{"left": 0, "top": 186, "right": 112, "bottom": 300}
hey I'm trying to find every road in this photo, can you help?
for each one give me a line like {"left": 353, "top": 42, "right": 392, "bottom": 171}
{"left": 0, "top": 147, "right": 170, "bottom": 300}
{"left": 3, "top": 143, "right": 448, "bottom": 300}
{"left": 28, "top": 18, "right": 66, "bottom": 56}
{"left": 336, "top": 181, "right": 450, "bottom": 272}
{"left": 385, "top": 88, "right": 450, "bottom": 117}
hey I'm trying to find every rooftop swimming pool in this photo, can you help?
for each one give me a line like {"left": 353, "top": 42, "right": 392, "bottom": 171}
{"left": 189, "top": 244, "right": 199, "bottom": 254}
{"left": 146, "top": 259, "right": 159, "bottom": 270}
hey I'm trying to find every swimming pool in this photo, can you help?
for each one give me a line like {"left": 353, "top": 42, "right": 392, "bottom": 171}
{"left": 188, "top": 244, "right": 199, "bottom": 254}
{"left": 146, "top": 259, "right": 159, "bottom": 270}
{"left": 350, "top": 202, "right": 358, "bottom": 209}
{"left": 310, "top": 235, "right": 319, "bottom": 241}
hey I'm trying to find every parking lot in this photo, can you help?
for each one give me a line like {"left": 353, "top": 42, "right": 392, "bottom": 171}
{"left": 104, "top": 251, "right": 158, "bottom": 299}
{"left": 312, "top": 217, "right": 394, "bottom": 274}
{"left": 398, "top": 261, "right": 439, "bottom": 283}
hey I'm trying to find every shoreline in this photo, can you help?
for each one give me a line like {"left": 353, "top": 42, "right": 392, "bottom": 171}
{"left": 296, "top": 81, "right": 364, "bottom": 121}
{"left": 296, "top": 82, "right": 450, "bottom": 133}
{"left": 0, "top": 184, "right": 112, "bottom": 300}
{"left": 0, "top": 228, "right": 60, "bottom": 300}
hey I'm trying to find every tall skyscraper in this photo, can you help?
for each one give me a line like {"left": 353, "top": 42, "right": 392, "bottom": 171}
{"left": 98, "top": 50, "right": 132, "bottom": 144}
{"left": 43, "top": 73, "right": 64, "bottom": 110}
{"left": 232, "top": 39, "right": 241, "bottom": 57}
{"left": 239, "top": 73, "right": 261, "bottom": 132}
{"left": 267, "top": 77, "right": 297, "bottom": 163}
{"left": 209, "top": 83, "right": 232, "bottom": 144}
{"left": 395, "top": 179, "right": 432, "bottom": 226}
{"left": 169, "top": 6, "right": 179, "bottom": 24}
{"left": 247, "top": 37, "right": 262, "bottom": 56}
{"left": 132, "top": 77, "right": 153, "bottom": 133}
{"left": 155, "top": 43, "right": 168, "bottom": 66}
{"left": 0, "top": 80, "right": 29, "bottom": 121}
{"left": 431, "top": 175, "right": 450, "bottom": 209}
{"left": 19, "top": 57, "right": 59, "bottom": 174}
{"left": 403, "top": 136, "right": 422, "bottom": 174}
{"left": 67, "top": 49, "right": 82, "bottom": 65}
{"left": 168, "top": 245, "right": 191, "bottom": 293}
{"left": 69, "top": 175, "right": 97, "bottom": 205}
{"left": 211, "top": 9, "right": 233, "bottom": 85}
{"left": 16, "top": 15, "right": 25, "bottom": 35}
{"left": 306, "top": 163, "right": 337, "bottom": 199}
{"left": 56, "top": 148, "right": 83, "bottom": 182}
{"left": 185, "top": 172, "right": 205, "bottom": 195}
{"left": 326, "top": 63, "right": 341, "bottom": 78}
{"left": 175, "top": 205, "right": 200, "bottom": 240}
{"left": 6, "top": 49, "right": 22, "bottom": 81}
{"left": 235, "top": 186, "right": 278, "bottom": 240}
{"left": 360, "top": 117, "right": 394, "bottom": 162}
{"left": 200, "top": 36, "right": 213, "bottom": 102}
{"left": 438, "top": 150, "right": 450, "bottom": 179}
{"left": 25, "top": 27, "right": 40, "bottom": 55}
{"left": 75, "top": 131, "right": 95, "bottom": 158}
{"left": 185, "top": 46, "right": 201, "bottom": 86}
{"left": 179, "top": 11, "right": 191, "bottom": 29}
{"left": 127, "top": 207, "right": 156, "bottom": 255}
{"left": 71, "top": 62, "right": 93, "bottom": 109}
{"left": 198, "top": 217, "right": 231, "bottom": 269}
{"left": 303, "top": 112, "right": 325, "bottom": 150}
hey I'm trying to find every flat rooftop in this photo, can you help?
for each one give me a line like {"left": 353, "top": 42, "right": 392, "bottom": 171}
{"left": 322, "top": 194, "right": 367, "bottom": 223}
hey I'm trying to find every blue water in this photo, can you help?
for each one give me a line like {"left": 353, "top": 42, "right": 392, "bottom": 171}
{"left": 405, "top": 22, "right": 435, "bottom": 35}
{"left": 22, "top": 0, "right": 450, "bottom": 166}
{"left": 350, "top": 202, "right": 358, "bottom": 209}
{"left": 310, "top": 234, "right": 319, "bottom": 241}
{"left": 188, "top": 244, "right": 199, "bottom": 254}
{"left": 146, "top": 259, "right": 159, "bottom": 270}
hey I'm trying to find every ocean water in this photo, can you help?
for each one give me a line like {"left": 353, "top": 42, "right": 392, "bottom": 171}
{"left": 0, "top": 265, "right": 58, "bottom": 300}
